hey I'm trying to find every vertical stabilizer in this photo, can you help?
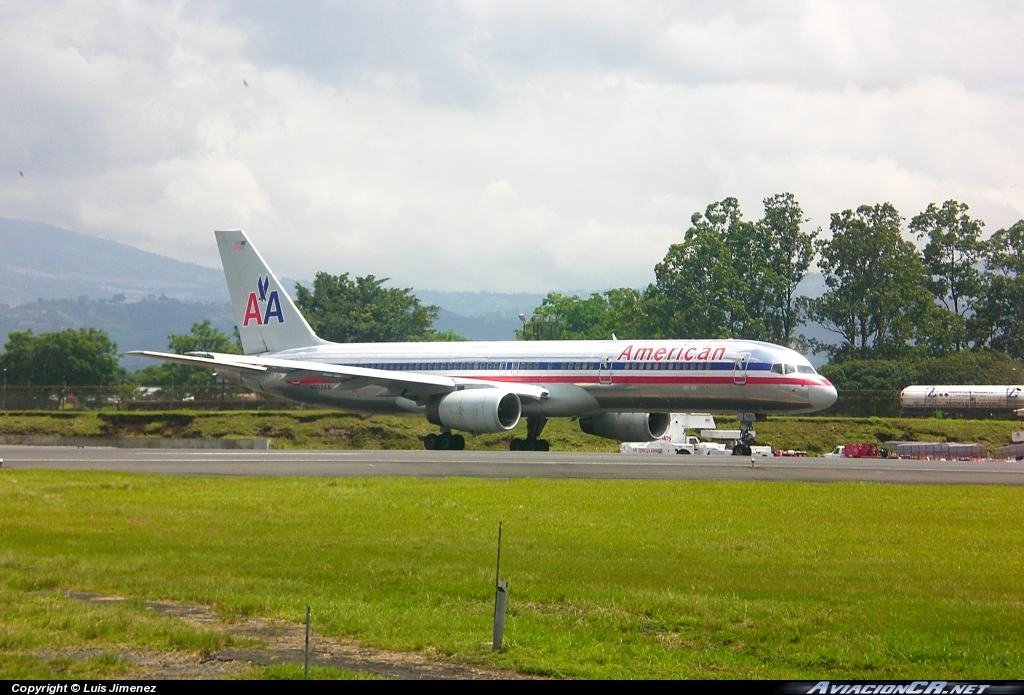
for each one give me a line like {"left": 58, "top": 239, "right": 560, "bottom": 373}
{"left": 215, "top": 230, "right": 323, "bottom": 355}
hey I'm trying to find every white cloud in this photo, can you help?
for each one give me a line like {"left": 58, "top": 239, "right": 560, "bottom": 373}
{"left": 0, "top": 0, "right": 1021, "bottom": 293}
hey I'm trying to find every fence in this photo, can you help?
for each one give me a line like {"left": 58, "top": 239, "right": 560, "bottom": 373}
{"left": 827, "top": 390, "right": 1024, "bottom": 419}
{"left": 827, "top": 390, "right": 902, "bottom": 417}
{"left": 994, "top": 443, "right": 1024, "bottom": 459}
{"left": 885, "top": 441, "right": 989, "bottom": 459}
{"left": 0, "top": 385, "right": 1014, "bottom": 419}
{"left": 0, "top": 385, "right": 300, "bottom": 411}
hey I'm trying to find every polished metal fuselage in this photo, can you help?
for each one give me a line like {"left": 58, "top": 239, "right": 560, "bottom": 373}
{"left": 227, "top": 338, "right": 837, "bottom": 417}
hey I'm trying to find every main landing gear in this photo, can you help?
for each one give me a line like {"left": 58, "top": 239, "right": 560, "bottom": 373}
{"left": 731, "top": 412, "right": 758, "bottom": 456}
{"left": 424, "top": 430, "right": 465, "bottom": 450}
{"left": 510, "top": 416, "right": 550, "bottom": 452}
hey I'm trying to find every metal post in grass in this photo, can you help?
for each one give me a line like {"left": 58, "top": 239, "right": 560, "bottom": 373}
{"left": 493, "top": 521, "right": 507, "bottom": 651}
{"left": 304, "top": 605, "right": 311, "bottom": 680}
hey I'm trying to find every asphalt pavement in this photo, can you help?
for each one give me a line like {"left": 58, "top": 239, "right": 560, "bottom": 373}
{"left": 2, "top": 446, "right": 1023, "bottom": 485}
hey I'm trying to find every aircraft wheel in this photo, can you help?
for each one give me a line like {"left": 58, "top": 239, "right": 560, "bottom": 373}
{"left": 424, "top": 433, "right": 439, "bottom": 450}
{"left": 451, "top": 434, "right": 466, "bottom": 450}
{"left": 510, "top": 438, "right": 523, "bottom": 451}
{"left": 438, "top": 432, "right": 452, "bottom": 450}
{"left": 536, "top": 439, "right": 550, "bottom": 452}
{"left": 732, "top": 444, "right": 751, "bottom": 456}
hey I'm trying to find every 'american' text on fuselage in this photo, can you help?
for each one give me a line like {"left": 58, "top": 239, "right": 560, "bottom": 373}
{"left": 616, "top": 345, "right": 727, "bottom": 362}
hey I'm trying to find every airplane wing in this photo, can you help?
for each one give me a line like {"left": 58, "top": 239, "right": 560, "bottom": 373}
{"left": 126, "top": 350, "right": 550, "bottom": 402}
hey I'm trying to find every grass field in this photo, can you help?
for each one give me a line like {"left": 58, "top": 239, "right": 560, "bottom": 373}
{"left": 1, "top": 410, "right": 1021, "bottom": 453}
{"left": 2, "top": 470, "right": 1023, "bottom": 679}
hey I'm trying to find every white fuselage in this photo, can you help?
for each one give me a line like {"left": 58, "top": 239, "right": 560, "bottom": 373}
{"left": 230, "top": 338, "right": 838, "bottom": 417}
{"left": 901, "top": 385, "right": 1024, "bottom": 413}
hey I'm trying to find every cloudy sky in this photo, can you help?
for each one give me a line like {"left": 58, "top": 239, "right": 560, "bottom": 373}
{"left": 1, "top": 1, "right": 1022, "bottom": 292}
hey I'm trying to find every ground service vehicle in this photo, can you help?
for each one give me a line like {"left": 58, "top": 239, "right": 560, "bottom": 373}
{"left": 825, "top": 444, "right": 882, "bottom": 458}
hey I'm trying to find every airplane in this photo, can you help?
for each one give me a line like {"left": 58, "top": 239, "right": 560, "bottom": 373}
{"left": 901, "top": 385, "right": 1024, "bottom": 416}
{"left": 130, "top": 230, "right": 838, "bottom": 453}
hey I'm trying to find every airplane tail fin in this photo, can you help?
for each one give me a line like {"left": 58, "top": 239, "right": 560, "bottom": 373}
{"left": 215, "top": 230, "right": 324, "bottom": 355}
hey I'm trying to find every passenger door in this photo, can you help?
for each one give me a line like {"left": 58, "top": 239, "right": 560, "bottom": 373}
{"left": 733, "top": 355, "right": 749, "bottom": 385}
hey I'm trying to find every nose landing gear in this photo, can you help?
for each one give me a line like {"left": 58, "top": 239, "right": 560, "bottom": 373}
{"left": 731, "top": 413, "right": 758, "bottom": 456}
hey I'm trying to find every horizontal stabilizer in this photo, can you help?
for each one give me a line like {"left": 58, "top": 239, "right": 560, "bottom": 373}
{"left": 127, "top": 350, "right": 267, "bottom": 374}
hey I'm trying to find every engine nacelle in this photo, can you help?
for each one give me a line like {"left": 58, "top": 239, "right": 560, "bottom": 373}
{"left": 426, "top": 389, "right": 522, "bottom": 434}
{"left": 579, "top": 412, "right": 670, "bottom": 442}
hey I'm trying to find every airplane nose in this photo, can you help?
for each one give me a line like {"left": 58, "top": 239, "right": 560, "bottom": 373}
{"left": 810, "top": 383, "right": 838, "bottom": 411}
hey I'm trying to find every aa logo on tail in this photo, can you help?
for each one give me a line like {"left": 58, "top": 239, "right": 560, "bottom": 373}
{"left": 243, "top": 275, "right": 285, "bottom": 326}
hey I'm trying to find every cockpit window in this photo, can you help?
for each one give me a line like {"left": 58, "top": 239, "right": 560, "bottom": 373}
{"left": 783, "top": 364, "right": 797, "bottom": 375}
{"left": 770, "top": 364, "right": 784, "bottom": 374}
{"left": 797, "top": 365, "right": 817, "bottom": 374}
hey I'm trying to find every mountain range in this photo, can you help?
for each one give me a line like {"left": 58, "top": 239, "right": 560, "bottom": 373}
{"left": 0, "top": 218, "right": 228, "bottom": 305}
{"left": 0, "top": 218, "right": 833, "bottom": 367}
{"left": 0, "top": 220, "right": 546, "bottom": 363}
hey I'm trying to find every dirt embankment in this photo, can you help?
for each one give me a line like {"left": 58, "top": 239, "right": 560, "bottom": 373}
{"left": 64, "top": 592, "right": 541, "bottom": 680}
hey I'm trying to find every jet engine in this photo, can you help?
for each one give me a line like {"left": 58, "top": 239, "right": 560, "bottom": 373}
{"left": 426, "top": 389, "right": 522, "bottom": 433}
{"left": 579, "top": 412, "right": 670, "bottom": 442}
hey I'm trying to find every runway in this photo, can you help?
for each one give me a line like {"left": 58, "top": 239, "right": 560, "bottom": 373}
{"left": 2, "top": 446, "right": 1024, "bottom": 485}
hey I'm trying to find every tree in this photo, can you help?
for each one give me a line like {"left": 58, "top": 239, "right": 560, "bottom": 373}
{"left": 165, "top": 319, "right": 241, "bottom": 356}
{"left": 974, "top": 220, "right": 1024, "bottom": 360}
{"left": 819, "top": 359, "right": 918, "bottom": 391}
{"left": 522, "top": 288, "right": 647, "bottom": 340}
{"left": 758, "top": 193, "right": 819, "bottom": 346}
{"left": 649, "top": 194, "right": 817, "bottom": 343}
{"left": 821, "top": 350, "right": 1024, "bottom": 391}
{"left": 809, "top": 203, "right": 933, "bottom": 359}
{"left": 416, "top": 329, "right": 469, "bottom": 342}
{"left": 132, "top": 320, "right": 242, "bottom": 386}
{"left": 294, "top": 273, "right": 439, "bottom": 343}
{"left": 0, "top": 328, "right": 125, "bottom": 385}
{"left": 908, "top": 200, "right": 987, "bottom": 352}
{"left": 649, "top": 198, "right": 750, "bottom": 339}
{"left": 914, "top": 349, "right": 1024, "bottom": 386}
